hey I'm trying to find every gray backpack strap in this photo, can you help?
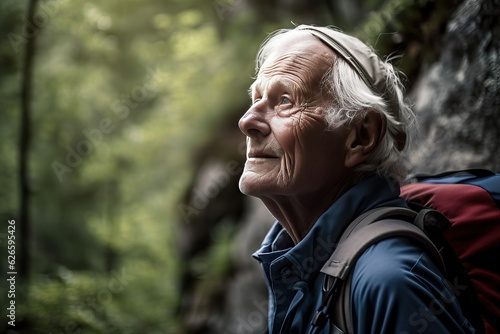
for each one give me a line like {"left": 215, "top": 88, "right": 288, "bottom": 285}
{"left": 319, "top": 207, "right": 445, "bottom": 334}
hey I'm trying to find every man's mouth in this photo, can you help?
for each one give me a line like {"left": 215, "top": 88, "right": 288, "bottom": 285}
{"left": 247, "top": 151, "right": 278, "bottom": 159}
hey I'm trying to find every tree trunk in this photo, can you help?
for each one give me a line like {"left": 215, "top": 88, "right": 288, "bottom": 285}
{"left": 19, "top": 0, "right": 39, "bottom": 289}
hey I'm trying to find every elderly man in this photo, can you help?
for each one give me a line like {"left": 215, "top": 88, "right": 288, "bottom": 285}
{"left": 238, "top": 25, "right": 475, "bottom": 333}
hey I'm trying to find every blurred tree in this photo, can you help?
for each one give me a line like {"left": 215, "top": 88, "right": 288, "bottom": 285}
{"left": 19, "top": 0, "right": 39, "bottom": 294}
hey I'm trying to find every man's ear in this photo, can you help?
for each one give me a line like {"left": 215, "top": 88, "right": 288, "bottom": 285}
{"left": 344, "top": 110, "right": 386, "bottom": 168}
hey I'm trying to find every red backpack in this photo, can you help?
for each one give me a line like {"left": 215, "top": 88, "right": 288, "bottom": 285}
{"left": 309, "top": 169, "right": 500, "bottom": 334}
{"left": 401, "top": 169, "right": 500, "bottom": 333}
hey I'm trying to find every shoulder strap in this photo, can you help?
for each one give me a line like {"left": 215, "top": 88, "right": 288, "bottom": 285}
{"left": 314, "top": 207, "right": 445, "bottom": 334}
{"left": 321, "top": 207, "right": 444, "bottom": 280}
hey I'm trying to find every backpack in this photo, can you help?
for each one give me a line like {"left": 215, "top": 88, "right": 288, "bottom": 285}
{"left": 309, "top": 169, "right": 500, "bottom": 334}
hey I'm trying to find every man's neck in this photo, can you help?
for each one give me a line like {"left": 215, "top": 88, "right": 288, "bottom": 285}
{"left": 259, "top": 176, "right": 354, "bottom": 244}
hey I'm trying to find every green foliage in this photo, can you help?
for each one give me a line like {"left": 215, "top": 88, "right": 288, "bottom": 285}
{"left": 0, "top": 0, "right": 24, "bottom": 228}
{"left": 19, "top": 264, "right": 179, "bottom": 333}
{"left": 1, "top": 0, "right": 256, "bottom": 331}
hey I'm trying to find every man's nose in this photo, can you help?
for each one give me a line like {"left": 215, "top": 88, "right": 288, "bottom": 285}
{"left": 238, "top": 102, "right": 271, "bottom": 138}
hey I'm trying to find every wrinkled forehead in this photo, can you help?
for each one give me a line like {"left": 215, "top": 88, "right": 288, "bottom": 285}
{"left": 258, "top": 31, "right": 335, "bottom": 72}
{"left": 252, "top": 31, "right": 335, "bottom": 95}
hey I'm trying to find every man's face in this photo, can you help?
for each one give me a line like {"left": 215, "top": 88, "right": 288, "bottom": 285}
{"left": 238, "top": 32, "right": 350, "bottom": 200}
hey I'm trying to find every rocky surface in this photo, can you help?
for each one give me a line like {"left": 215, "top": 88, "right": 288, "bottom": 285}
{"left": 408, "top": 0, "right": 500, "bottom": 173}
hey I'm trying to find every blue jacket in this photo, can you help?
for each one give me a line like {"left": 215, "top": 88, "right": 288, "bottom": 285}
{"left": 253, "top": 174, "right": 476, "bottom": 333}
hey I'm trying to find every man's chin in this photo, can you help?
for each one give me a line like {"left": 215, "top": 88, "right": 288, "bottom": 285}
{"left": 238, "top": 178, "right": 258, "bottom": 196}
{"left": 238, "top": 173, "right": 269, "bottom": 197}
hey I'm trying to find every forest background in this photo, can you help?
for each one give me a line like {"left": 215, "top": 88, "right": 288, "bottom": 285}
{"left": 1, "top": 0, "right": 493, "bottom": 333}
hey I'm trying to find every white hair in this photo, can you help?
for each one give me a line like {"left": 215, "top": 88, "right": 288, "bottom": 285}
{"left": 321, "top": 56, "right": 417, "bottom": 183}
{"left": 255, "top": 29, "right": 417, "bottom": 184}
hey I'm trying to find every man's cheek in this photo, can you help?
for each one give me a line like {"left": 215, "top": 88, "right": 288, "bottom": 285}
{"left": 295, "top": 111, "right": 324, "bottom": 136}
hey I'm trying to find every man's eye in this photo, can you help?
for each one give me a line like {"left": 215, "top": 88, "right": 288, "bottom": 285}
{"left": 276, "top": 96, "right": 299, "bottom": 117}
{"left": 280, "top": 97, "right": 292, "bottom": 105}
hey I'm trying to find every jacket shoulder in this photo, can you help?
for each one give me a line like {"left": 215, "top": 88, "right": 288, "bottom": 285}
{"left": 349, "top": 236, "right": 475, "bottom": 333}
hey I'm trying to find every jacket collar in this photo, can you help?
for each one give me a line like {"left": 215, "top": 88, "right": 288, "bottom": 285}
{"left": 253, "top": 174, "right": 406, "bottom": 283}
